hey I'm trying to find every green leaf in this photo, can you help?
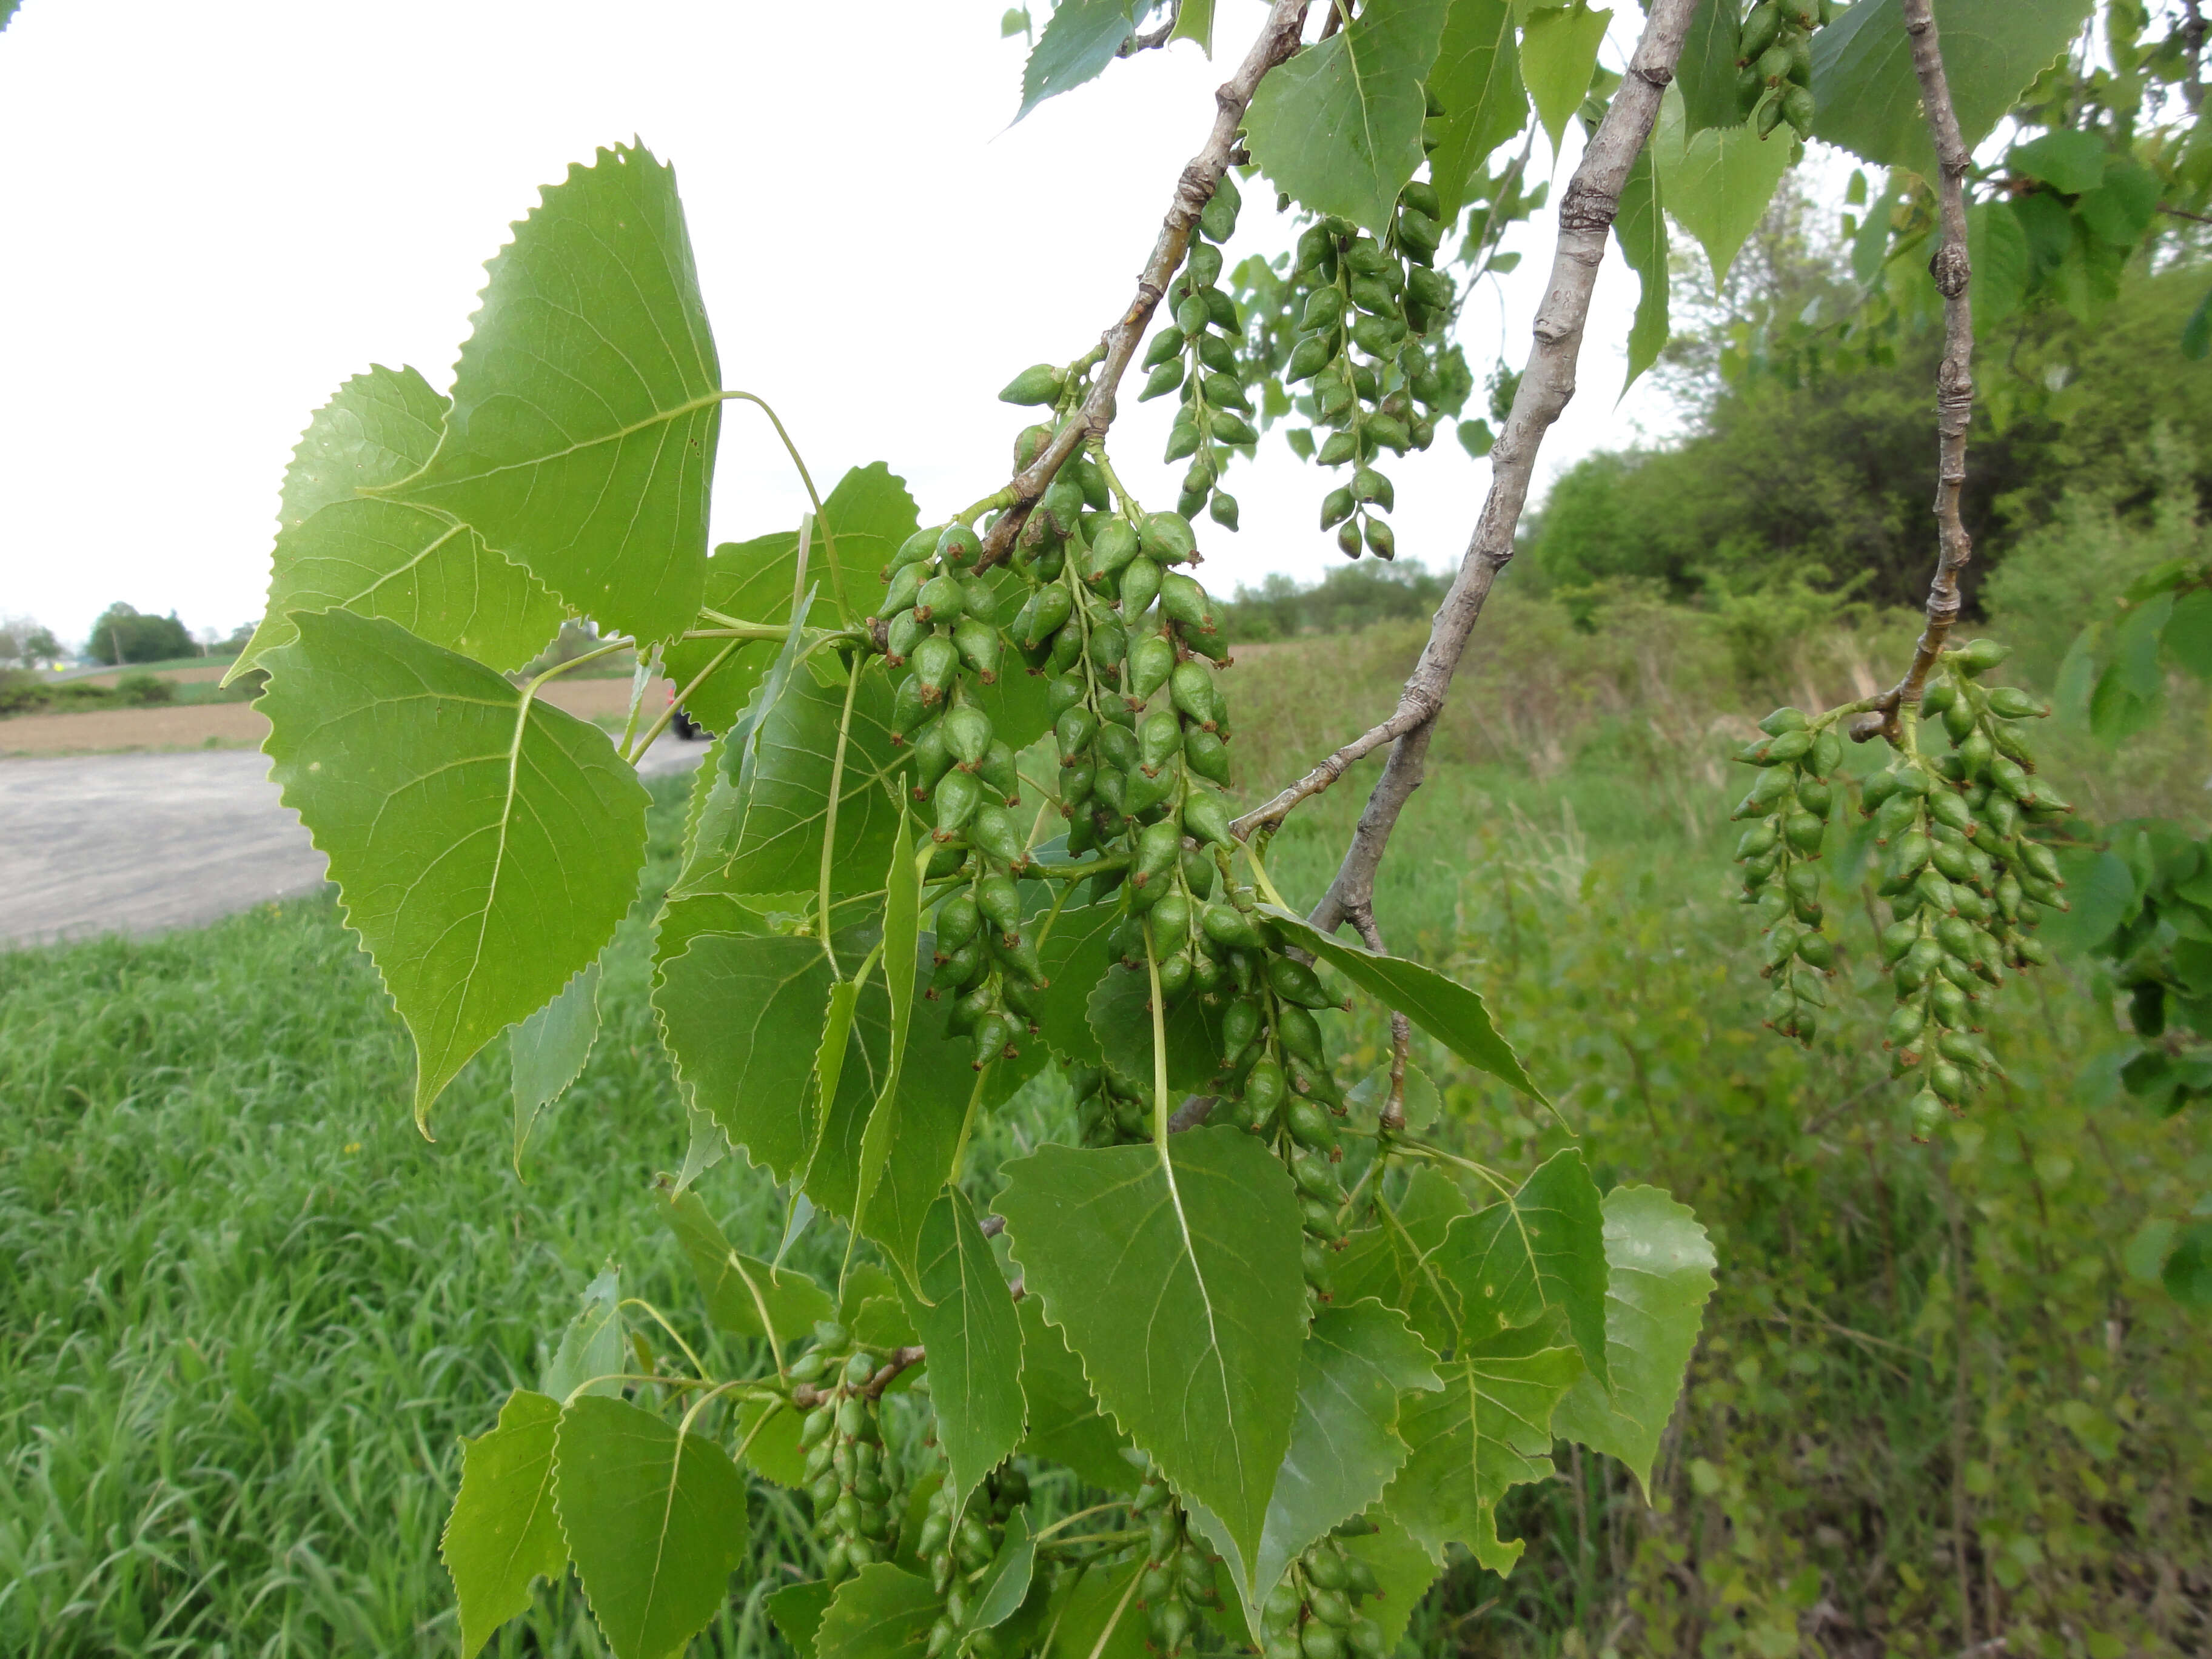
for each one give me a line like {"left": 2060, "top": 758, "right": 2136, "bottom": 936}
{"left": 811, "top": 461, "right": 923, "bottom": 629}
{"left": 1549, "top": 1185, "right": 1716, "bottom": 1493}
{"left": 542, "top": 1267, "right": 626, "bottom": 1402}
{"left": 654, "top": 930, "right": 836, "bottom": 1181}
{"left": 905, "top": 1188, "right": 1027, "bottom": 1507}
{"left": 1085, "top": 964, "right": 1225, "bottom": 1097}
{"left": 1675, "top": 0, "right": 1743, "bottom": 135}
{"left": 659, "top": 531, "right": 793, "bottom": 735}
{"left": 1426, "top": 0, "right": 1527, "bottom": 224}
{"left": 665, "top": 455, "right": 923, "bottom": 732}
{"left": 1017, "top": 0, "right": 1134, "bottom": 121}
{"left": 1028, "top": 902, "right": 1125, "bottom": 1068}
{"left": 1967, "top": 199, "right": 2030, "bottom": 332}
{"left": 2009, "top": 128, "right": 2105, "bottom": 195}
{"left": 1045, "top": 1558, "right": 1147, "bottom": 1659}
{"left": 262, "top": 608, "right": 649, "bottom": 1127}
{"left": 1016, "top": 1295, "right": 1137, "bottom": 1492}
{"left": 2164, "top": 1221, "right": 2212, "bottom": 1310}
{"left": 2076, "top": 158, "right": 2160, "bottom": 248}
{"left": 2162, "top": 588, "right": 2212, "bottom": 679}
{"left": 280, "top": 360, "right": 449, "bottom": 529}
{"left": 733, "top": 1398, "right": 809, "bottom": 1487}
{"left": 1218, "top": 1301, "right": 1443, "bottom": 1624}
{"left": 815, "top": 1563, "right": 941, "bottom": 1659}
{"left": 805, "top": 937, "right": 987, "bottom": 1284}
{"left": 662, "top": 1188, "right": 835, "bottom": 1343}
{"left": 554, "top": 1395, "right": 749, "bottom": 1659}
{"left": 846, "top": 813, "right": 922, "bottom": 1234}
{"left": 235, "top": 366, "right": 565, "bottom": 681}
{"left": 994, "top": 1127, "right": 1307, "bottom": 1570}
{"left": 1167, "top": 0, "right": 1213, "bottom": 53}
{"left": 1811, "top": 0, "right": 2096, "bottom": 176}
{"left": 1260, "top": 907, "right": 1543, "bottom": 1100}
{"left": 384, "top": 144, "right": 720, "bottom": 645}
{"left": 1381, "top": 1315, "right": 1585, "bottom": 1568}
{"left": 443, "top": 1389, "right": 568, "bottom": 1659}
{"left": 769, "top": 1581, "right": 838, "bottom": 1659}
{"left": 1614, "top": 129, "right": 1669, "bottom": 394}
{"left": 1243, "top": 0, "right": 1453, "bottom": 234}
{"left": 1654, "top": 84, "right": 1792, "bottom": 291}
{"left": 1521, "top": 4, "right": 1612, "bottom": 156}
{"left": 964, "top": 1509, "right": 1036, "bottom": 1635}
{"left": 1333, "top": 1167, "right": 1472, "bottom": 1350}
{"left": 813, "top": 979, "right": 863, "bottom": 1182}
{"left": 511, "top": 957, "right": 602, "bottom": 1172}
{"left": 2179, "top": 284, "right": 2210, "bottom": 361}
{"left": 1435, "top": 1147, "right": 1611, "bottom": 1388}
{"left": 1342, "top": 1509, "right": 1441, "bottom": 1652}
{"left": 677, "top": 656, "right": 908, "bottom": 900}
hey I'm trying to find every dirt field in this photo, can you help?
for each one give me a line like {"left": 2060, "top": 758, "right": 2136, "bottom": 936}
{"left": 0, "top": 677, "right": 670, "bottom": 756}
{"left": 70, "top": 661, "right": 233, "bottom": 688}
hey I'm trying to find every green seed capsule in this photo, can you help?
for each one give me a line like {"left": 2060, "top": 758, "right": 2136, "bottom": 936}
{"left": 1184, "top": 791, "right": 1233, "bottom": 847}
{"left": 1287, "top": 1096, "right": 1336, "bottom": 1152}
{"left": 1139, "top": 359, "right": 1186, "bottom": 401}
{"left": 1268, "top": 954, "right": 1333, "bottom": 1008}
{"left": 933, "top": 770, "right": 980, "bottom": 839}
{"left": 1737, "top": 819, "right": 1781, "bottom": 860}
{"left": 971, "top": 805, "right": 1028, "bottom": 868}
{"left": 1245, "top": 1057, "right": 1287, "bottom": 1118}
{"left": 944, "top": 703, "right": 993, "bottom": 766}
{"left": 936, "top": 893, "right": 982, "bottom": 953}
{"left": 1128, "top": 634, "right": 1176, "bottom": 703}
{"left": 1185, "top": 728, "right": 1232, "bottom": 785}
{"left": 1276, "top": 1003, "right": 1328, "bottom": 1067}
{"left": 1139, "top": 708, "right": 1183, "bottom": 775}
{"left": 1119, "top": 555, "right": 1163, "bottom": 619}
{"left": 1161, "top": 572, "right": 1218, "bottom": 634}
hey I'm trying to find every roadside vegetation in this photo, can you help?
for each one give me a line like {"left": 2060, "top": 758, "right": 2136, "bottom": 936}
{"left": 4, "top": 497, "right": 2207, "bottom": 1652}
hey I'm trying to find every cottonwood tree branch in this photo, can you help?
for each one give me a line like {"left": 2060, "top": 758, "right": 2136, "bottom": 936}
{"left": 1294, "top": 0, "right": 1702, "bottom": 936}
{"left": 1848, "top": 0, "right": 1976, "bottom": 748}
{"left": 977, "top": 0, "right": 1313, "bottom": 569}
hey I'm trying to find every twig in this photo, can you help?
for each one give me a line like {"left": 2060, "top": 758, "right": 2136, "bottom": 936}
{"left": 1302, "top": 0, "right": 1704, "bottom": 935}
{"left": 1119, "top": 1, "right": 1182, "bottom": 56}
{"left": 1848, "top": 0, "right": 1976, "bottom": 748}
{"left": 976, "top": 0, "right": 1313, "bottom": 571}
{"left": 1166, "top": 1093, "right": 1218, "bottom": 1131}
{"left": 1231, "top": 690, "right": 1440, "bottom": 838}
{"left": 788, "top": 1345, "right": 927, "bottom": 1409}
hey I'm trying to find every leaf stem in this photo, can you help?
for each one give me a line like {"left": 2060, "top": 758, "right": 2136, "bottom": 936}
{"left": 723, "top": 395, "right": 854, "bottom": 629}
{"left": 817, "top": 654, "right": 865, "bottom": 978}
{"left": 616, "top": 1296, "right": 711, "bottom": 1381}
{"left": 1029, "top": 1502, "right": 1130, "bottom": 1541}
{"left": 1145, "top": 919, "right": 1170, "bottom": 1150}
{"left": 627, "top": 636, "right": 742, "bottom": 764}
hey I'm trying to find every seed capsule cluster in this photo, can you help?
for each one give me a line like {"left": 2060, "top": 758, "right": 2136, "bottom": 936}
{"left": 919, "top": 1464, "right": 1030, "bottom": 1658}
{"left": 1865, "top": 642, "right": 2068, "bottom": 1136}
{"left": 1140, "top": 171, "right": 1255, "bottom": 532}
{"left": 1256, "top": 1532, "right": 1387, "bottom": 1659}
{"left": 1131, "top": 1472, "right": 1221, "bottom": 1657}
{"left": 795, "top": 1331, "right": 899, "bottom": 1585}
{"left": 1280, "top": 186, "right": 1460, "bottom": 561}
{"left": 1731, "top": 707, "right": 1844, "bottom": 1042}
{"left": 1736, "top": 0, "right": 1833, "bottom": 140}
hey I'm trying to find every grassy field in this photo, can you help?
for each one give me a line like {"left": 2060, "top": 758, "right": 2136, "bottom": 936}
{"left": 2, "top": 609, "right": 2208, "bottom": 1657}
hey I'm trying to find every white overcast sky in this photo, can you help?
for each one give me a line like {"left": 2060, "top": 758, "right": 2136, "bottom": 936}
{"left": 0, "top": 0, "right": 1678, "bottom": 648}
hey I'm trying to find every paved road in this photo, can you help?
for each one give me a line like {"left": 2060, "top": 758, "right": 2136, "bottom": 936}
{"left": 1, "top": 741, "right": 707, "bottom": 949}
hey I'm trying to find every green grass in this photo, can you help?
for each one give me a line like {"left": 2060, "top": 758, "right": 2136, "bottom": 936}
{"left": 4, "top": 635, "right": 2210, "bottom": 1657}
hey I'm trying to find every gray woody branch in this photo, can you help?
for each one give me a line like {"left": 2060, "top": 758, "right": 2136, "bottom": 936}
{"left": 1848, "top": 0, "right": 1976, "bottom": 746}
{"left": 1242, "top": 0, "right": 1704, "bottom": 936}
{"left": 976, "top": 0, "right": 1313, "bottom": 571}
